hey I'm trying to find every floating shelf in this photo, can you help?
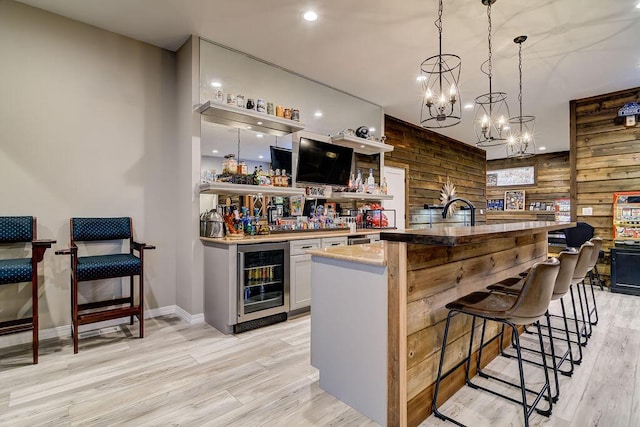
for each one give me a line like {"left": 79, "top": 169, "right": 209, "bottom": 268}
{"left": 328, "top": 192, "right": 393, "bottom": 201}
{"left": 331, "top": 135, "right": 394, "bottom": 155}
{"left": 200, "top": 182, "right": 306, "bottom": 197}
{"left": 197, "top": 101, "right": 305, "bottom": 136}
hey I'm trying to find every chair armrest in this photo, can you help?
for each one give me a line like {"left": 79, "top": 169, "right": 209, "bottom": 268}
{"left": 55, "top": 245, "right": 78, "bottom": 256}
{"left": 132, "top": 241, "right": 156, "bottom": 251}
{"left": 33, "top": 239, "right": 56, "bottom": 248}
{"left": 31, "top": 239, "right": 57, "bottom": 262}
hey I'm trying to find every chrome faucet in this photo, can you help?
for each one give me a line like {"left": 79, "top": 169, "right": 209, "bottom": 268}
{"left": 442, "top": 197, "right": 476, "bottom": 226}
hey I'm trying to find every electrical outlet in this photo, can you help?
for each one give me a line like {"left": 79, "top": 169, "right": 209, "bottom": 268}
{"left": 582, "top": 207, "right": 593, "bottom": 216}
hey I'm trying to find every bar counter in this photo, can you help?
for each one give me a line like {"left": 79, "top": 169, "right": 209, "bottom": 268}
{"left": 309, "top": 221, "right": 572, "bottom": 427}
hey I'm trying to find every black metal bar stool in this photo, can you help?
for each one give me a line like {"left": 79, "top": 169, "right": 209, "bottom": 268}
{"left": 432, "top": 258, "right": 560, "bottom": 427}
{"left": 487, "top": 248, "right": 580, "bottom": 402}
{"left": 582, "top": 237, "right": 603, "bottom": 328}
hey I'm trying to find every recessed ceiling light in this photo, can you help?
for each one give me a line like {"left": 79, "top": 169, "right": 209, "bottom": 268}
{"left": 538, "top": 146, "right": 546, "bottom": 151}
{"left": 360, "top": 145, "right": 365, "bottom": 148}
{"left": 256, "top": 133, "right": 263, "bottom": 138}
{"left": 303, "top": 11, "right": 318, "bottom": 21}
{"left": 258, "top": 155, "right": 264, "bottom": 159}
{"left": 636, "top": 2, "right": 640, "bottom": 8}
{"left": 369, "top": 127, "right": 376, "bottom": 132}
{"left": 503, "top": 125, "right": 510, "bottom": 131}
{"left": 257, "top": 121, "right": 263, "bottom": 125}
{"left": 314, "top": 111, "right": 323, "bottom": 117}
{"left": 211, "top": 81, "right": 221, "bottom": 87}
{"left": 464, "top": 103, "right": 474, "bottom": 110}
{"left": 246, "top": 126, "right": 252, "bottom": 129}
{"left": 416, "top": 75, "right": 427, "bottom": 82}
{"left": 212, "top": 149, "right": 218, "bottom": 153}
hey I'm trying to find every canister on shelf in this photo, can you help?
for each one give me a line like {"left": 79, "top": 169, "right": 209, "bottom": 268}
{"left": 275, "top": 105, "right": 284, "bottom": 117}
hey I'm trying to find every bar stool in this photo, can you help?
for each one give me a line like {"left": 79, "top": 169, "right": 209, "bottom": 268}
{"left": 569, "top": 241, "right": 596, "bottom": 345}
{"left": 432, "top": 258, "right": 560, "bottom": 427}
{"left": 582, "top": 237, "right": 603, "bottom": 327}
{"left": 487, "top": 248, "right": 580, "bottom": 402}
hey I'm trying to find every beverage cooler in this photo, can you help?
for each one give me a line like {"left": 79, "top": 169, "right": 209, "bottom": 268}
{"left": 611, "top": 191, "right": 640, "bottom": 296}
{"left": 237, "top": 242, "right": 289, "bottom": 328}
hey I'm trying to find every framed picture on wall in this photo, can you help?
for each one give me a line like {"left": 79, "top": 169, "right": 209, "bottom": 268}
{"left": 505, "top": 190, "right": 526, "bottom": 211}
{"left": 487, "top": 166, "right": 535, "bottom": 187}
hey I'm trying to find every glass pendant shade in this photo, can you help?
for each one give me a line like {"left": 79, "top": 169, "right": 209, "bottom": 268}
{"left": 507, "top": 35, "right": 536, "bottom": 158}
{"left": 474, "top": 0, "right": 510, "bottom": 148}
{"left": 420, "top": 0, "right": 461, "bottom": 129}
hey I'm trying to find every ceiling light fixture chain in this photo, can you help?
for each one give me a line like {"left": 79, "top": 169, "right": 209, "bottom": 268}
{"left": 419, "top": 0, "right": 461, "bottom": 129}
{"left": 487, "top": 1, "right": 492, "bottom": 86}
{"left": 474, "top": 0, "right": 509, "bottom": 148}
{"left": 507, "top": 35, "right": 536, "bottom": 158}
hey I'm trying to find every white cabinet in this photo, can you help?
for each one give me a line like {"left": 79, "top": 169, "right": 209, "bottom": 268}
{"left": 290, "top": 239, "right": 321, "bottom": 311}
{"left": 321, "top": 236, "right": 348, "bottom": 248}
{"left": 290, "top": 236, "right": 348, "bottom": 311}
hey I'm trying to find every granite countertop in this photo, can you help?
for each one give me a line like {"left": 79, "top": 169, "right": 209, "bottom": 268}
{"left": 200, "top": 229, "right": 375, "bottom": 245}
{"left": 307, "top": 241, "right": 386, "bottom": 266}
{"left": 380, "top": 221, "right": 574, "bottom": 246}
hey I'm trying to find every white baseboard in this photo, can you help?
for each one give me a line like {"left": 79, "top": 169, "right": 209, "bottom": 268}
{"left": 174, "top": 305, "right": 205, "bottom": 324}
{"left": 0, "top": 305, "right": 205, "bottom": 349}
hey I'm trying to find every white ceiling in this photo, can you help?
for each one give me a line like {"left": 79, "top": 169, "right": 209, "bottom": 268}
{"left": 17, "top": 0, "right": 640, "bottom": 159}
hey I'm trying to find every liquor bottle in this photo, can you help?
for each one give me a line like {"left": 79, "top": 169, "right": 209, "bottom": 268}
{"left": 367, "top": 169, "right": 375, "bottom": 194}
{"left": 348, "top": 173, "right": 355, "bottom": 190}
{"left": 381, "top": 177, "right": 388, "bottom": 195}
{"left": 355, "top": 170, "right": 363, "bottom": 193}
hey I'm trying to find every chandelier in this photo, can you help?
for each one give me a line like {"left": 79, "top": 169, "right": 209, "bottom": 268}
{"left": 474, "top": 0, "right": 509, "bottom": 147}
{"left": 420, "top": 0, "right": 461, "bottom": 128}
{"left": 507, "top": 35, "right": 536, "bottom": 158}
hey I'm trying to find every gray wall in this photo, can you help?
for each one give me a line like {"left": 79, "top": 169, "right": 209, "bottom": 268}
{"left": 0, "top": 1, "right": 178, "bottom": 329}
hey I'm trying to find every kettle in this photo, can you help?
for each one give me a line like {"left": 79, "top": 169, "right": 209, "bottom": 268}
{"left": 202, "top": 208, "right": 225, "bottom": 238}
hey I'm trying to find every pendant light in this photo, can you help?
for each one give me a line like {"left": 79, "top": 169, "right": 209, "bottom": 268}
{"left": 474, "top": 0, "right": 509, "bottom": 147}
{"left": 420, "top": 0, "right": 461, "bottom": 128}
{"left": 507, "top": 35, "right": 536, "bottom": 158}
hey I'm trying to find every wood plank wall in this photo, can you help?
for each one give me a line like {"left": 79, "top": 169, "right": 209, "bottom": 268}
{"left": 486, "top": 152, "right": 570, "bottom": 223}
{"left": 571, "top": 86, "right": 640, "bottom": 281}
{"left": 384, "top": 115, "right": 487, "bottom": 226}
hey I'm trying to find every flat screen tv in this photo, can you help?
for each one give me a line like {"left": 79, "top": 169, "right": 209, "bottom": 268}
{"left": 295, "top": 137, "right": 353, "bottom": 186}
{"left": 270, "top": 146, "right": 292, "bottom": 175}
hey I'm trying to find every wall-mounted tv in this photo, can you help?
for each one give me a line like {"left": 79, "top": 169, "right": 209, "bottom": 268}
{"left": 296, "top": 137, "right": 353, "bottom": 186}
{"left": 270, "top": 146, "right": 292, "bottom": 175}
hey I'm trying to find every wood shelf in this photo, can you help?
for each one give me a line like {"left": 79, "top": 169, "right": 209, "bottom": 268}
{"left": 328, "top": 192, "right": 393, "bottom": 202}
{"left": 331, "top": 135, "right": 394, "bottom": 155}
{"left": 200, "top": 182, "right": 306, "bottom": 197}
{"left": 197, "top": 101, "right": 305, "bottom": 136}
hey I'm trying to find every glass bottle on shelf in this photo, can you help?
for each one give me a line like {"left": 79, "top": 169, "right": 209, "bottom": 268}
{"left": 367, "top": 168, "right": 375, "bottom": 194}
{"left": 381, "top": 177, "right": 388, "bottom": 195}
{"left": 355, "top": 170, "right": 363, "bottom": 193}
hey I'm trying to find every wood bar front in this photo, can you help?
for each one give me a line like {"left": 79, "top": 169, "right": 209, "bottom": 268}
{"left": 382, "top": 221, "right": 571, "bottom": 427}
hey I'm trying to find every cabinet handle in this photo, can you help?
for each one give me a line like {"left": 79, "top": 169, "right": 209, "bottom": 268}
{"left": 330, "top": 243, "right": 341, "bottom": 246}
{"left": 301, "top": 245, "right": 313, "bottom": 249}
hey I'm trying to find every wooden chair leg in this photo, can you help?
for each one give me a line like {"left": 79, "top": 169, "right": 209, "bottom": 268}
{"left": 72, "top": 278, "right": 79, "bottom": 354}
{"left": 32, "top": 273, "right": 39, "bottom": 365}
{"left": 139, "top": 269, "right": 144, "bottom": 339}
{"left": 130, "top": 276, "right": 134, "bottom": 326}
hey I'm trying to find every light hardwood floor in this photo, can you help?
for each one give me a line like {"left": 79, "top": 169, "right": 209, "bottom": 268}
{"left": 0, "top": 288, "right": 638, "bottom": 426}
